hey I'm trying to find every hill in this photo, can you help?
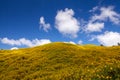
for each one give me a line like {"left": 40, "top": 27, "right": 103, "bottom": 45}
{"left": 0, "top": 42, "right": 120, "bottom": 80}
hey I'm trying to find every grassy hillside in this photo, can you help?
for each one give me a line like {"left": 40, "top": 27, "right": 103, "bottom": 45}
{"left": 0, "top": 42, "right": 120, "bottom": 80}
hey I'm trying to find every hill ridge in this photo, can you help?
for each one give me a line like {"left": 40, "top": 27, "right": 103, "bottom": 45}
{"left": 0, "top": 42, "right": 120, "bottom": 80}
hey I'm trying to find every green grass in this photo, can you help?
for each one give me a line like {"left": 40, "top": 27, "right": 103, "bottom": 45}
{"left": 0, "top": 42, "right": 120, "bottom": 80}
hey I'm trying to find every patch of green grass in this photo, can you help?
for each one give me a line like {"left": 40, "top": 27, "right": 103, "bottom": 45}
{"left": 0, "top": 42, "right": 120, "bottom": 80}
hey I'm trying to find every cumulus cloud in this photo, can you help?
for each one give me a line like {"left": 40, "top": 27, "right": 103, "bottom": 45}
{"left": 90, "top": 6, "right": 120, "bottom": 24}
{"left": 55, "top": 8, "right": 80, "bottom": 38}
{"left": 85, "top": 22, "right": 104, "bottom": 32}
{"left": 40, "top": 16, "right": 51, "bottom": 32}
{"left": 11, "top": 47, "right": 18, "bottom": 50}
{"left": 95, "top": 31, "right": 120, "bottom": 46}
{"left": 0, "top": 38, "right": 51, "bottom": 47}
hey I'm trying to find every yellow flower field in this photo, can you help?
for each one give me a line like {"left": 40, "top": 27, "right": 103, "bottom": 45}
{"left": 0, "top": 42, "right": 120, "bottom": 80}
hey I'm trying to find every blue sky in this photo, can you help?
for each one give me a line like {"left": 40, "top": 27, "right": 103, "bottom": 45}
{"left": 0, "top": 0, "right": 120, "bottom": 49}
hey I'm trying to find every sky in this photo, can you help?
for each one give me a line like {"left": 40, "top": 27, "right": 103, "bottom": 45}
{"left": 0, "top": 0, "right": 120, "bottom": 49}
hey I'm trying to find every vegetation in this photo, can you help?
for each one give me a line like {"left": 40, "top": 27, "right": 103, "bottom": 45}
{"left": 118, "top": 43, "right": 120, "bottom": 46}
{"left": 0, "top": 42, "right": 120, "bottom": 80}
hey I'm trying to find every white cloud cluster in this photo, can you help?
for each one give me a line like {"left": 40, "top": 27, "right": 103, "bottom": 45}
{"left": 95, "top": 31, "right": 120, "bottom": 46}
{"left": 55, "top": 8, "right": 80, "bottom": 38}
{"left": 85, "top": 6, "right": 120, "bottom": 33}
{"left": 40, "top": 17, "right": 51, "bottom": 32}
{"left": 0, "top": 38, "right": 51, "bottom": 47}
{"left": 1, "top": 6, "right": 120, "bottom": 49}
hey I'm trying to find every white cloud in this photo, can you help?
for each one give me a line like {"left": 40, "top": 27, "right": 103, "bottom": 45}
{"left": 89, "top": 6, "right": 99, "bottom": 12}
{"left": 11, "top": 47, "right": 18, "bottom": 50}
{"left": 19, "top": 38, "right": 33, "bottom": 47}
{"left": 90, "top": 6, "right": 120, "bottom": 24}
{"left": 64, "top": 41, "right": 76, "bottom": 44}
{"left": 85, "top": 22, "right": 104, "bottom": 32}
{"left": 78, "top": 40, "right": 83, "bottom": 44}
{"left": 69, "top": 41, "right": 76, "bottom": 44}
{"left": 0, "top": 38, "right": 21, "bottom": 46}
{"left": 95, "top": 31, "right": 120, "bottom": 46}
{"left": 40, "top": 16, "right": 51, "bottom": 32}
{"left": 0, "top": 38, "right": 51, "bottom": 47}
{"left": 55, "top": 8, "right": 80, "bottom": 38}
{"left": 85, "top": 6, "right": 120, "bottom": 33}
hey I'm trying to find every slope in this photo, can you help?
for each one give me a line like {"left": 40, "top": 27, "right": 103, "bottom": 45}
{"left": 0, "top": 42, "right": 120, "bottom": 80}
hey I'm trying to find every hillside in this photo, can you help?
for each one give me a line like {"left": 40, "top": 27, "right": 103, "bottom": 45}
{"left": 0, "top": 42, "right": 120, "bottom": 80}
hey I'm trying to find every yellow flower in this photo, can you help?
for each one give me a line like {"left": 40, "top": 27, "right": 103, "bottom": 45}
{"left": 106, "top": 76, "right": 109, "bottom": 79}
{"left": 110, "top": 67, "right": 113, "bottom": 70}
